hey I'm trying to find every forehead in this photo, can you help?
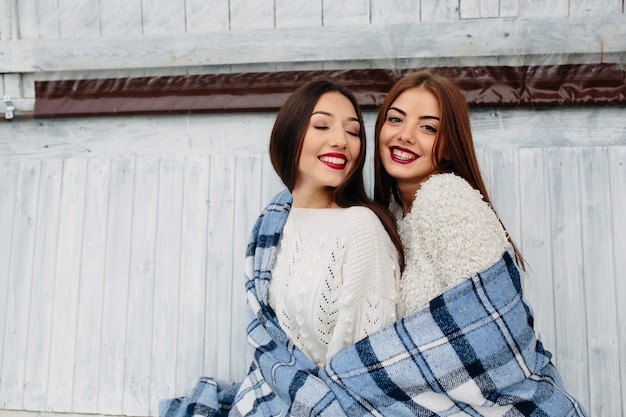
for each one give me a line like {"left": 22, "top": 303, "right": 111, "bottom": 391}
{"left": 390, "top": 87, "right": 440, "bottom": 116}
{"left": 313, "top": 91, "right": 357, "bottom": 116}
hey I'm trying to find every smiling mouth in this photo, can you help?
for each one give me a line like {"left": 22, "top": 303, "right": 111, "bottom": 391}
{"left": 391, "top": 147, "right": 418, "bottom": 163}
{"left": 319, "top": 154, "right": 347, "bottom": 169}
{"left": 320, "top": 155, "right": 346, "bottom": 165}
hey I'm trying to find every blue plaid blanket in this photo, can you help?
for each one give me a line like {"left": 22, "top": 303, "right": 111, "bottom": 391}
{"left": 160, "top": 190, "right": 588, "bottom": 417}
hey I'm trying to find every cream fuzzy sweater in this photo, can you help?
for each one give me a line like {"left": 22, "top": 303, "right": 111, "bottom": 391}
{"left": 392, "top": 173, "right": 511, "bottom": 318}
{"left": 268, "top": 206, "right": 400, "bottom": 364}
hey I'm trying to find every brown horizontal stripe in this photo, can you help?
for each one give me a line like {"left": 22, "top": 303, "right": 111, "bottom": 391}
{"left": 34, "top": 64, "right": 626, "bottom": 118}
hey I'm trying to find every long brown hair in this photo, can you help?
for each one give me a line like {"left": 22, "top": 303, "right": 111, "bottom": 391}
{"left": 373, "top": 70, "right": 524, "bottom": 270}
{"left": 270, "top": 79, "right": 405, "bottom": 270}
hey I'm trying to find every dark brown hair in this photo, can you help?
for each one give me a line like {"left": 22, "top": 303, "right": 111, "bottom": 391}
{"left": 373, "top": 70, "right": 524, "bottom": 269}
{"left": 270, "top": 79, "right": 404, "bottom": 270}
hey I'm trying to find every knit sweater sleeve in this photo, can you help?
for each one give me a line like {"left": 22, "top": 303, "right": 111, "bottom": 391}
{"left": 325, "top": 207, "right": 400, "bottom": 361}
{"left": 397, "top": 173, "right": 511, "bottom": 316}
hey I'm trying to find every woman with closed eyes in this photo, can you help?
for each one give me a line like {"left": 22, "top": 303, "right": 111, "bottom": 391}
{"left": 160, "top": 80, "right": 404, "bottom": 417}
{"left": 267, "top": 79, "right": 402, "bottom": 366}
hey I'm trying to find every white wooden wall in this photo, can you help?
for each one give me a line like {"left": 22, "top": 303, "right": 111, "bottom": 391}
{"left": 0, "top": 112, "right": 283, "bottom": 417}
{"left": 1, "top": 107, "right": 625, "bottom": 417}
{"left": 1, "top": 1, "right": 625, "bottom": 417}
{"left": 1, "top": 0, "right": 624, "bottom": 115}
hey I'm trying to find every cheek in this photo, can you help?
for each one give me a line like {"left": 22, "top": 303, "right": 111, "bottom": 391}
{"left": 349, "top": 141, "right": 361, "bottom": 159}
{"left": 379, "top": 126, "right": 399, "bottom": 148}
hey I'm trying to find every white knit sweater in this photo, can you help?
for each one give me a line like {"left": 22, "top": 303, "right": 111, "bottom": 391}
{"left": 392, "top": 173, "right": 511, "bottom": 318}
{"left": 268, "top": 206, "right": 400, "bottom": 364}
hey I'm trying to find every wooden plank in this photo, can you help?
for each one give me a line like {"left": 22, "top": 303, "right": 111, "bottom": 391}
{"left": 2, "top": 73, "right": 21, "bottom": 101}
{"left": 474, "top": 148, "right": 489, "bottom": 190}
{"left": 46, "top": 158, "right": 87, "bottom": 412}
{"left": 21, "top": 73, "right": 35, "bottom": 99}
{"left": 141, "top": 0, "right": 186, "bottom": 35}
{"left": 230, "top": 155, "right": 265, "bottom": 379}
{"left": 275, "top": 0, "right": 321, "bottom": 28}
{"left": 122, "top": 157, "right": 159, "bottom": 416}
{"left": 0, "top": 161, "right": 39, "bottom": 410}
{"left": 420, "top": 0, "right": 459, "bottom": 22}
{"left": 14, "top": 1, "right": 37, "bottom": 40}
{"left": 71, "top": 159, "right": 110, "bottom": 413}
{"left": 31, "top": 0, "right": 60, "bottom": 39}
{"left": 578, "top": 147, "right": 620, "bottom": 417}
{"left": 518, "top": 148, "right": 557, "bottom": 351}
{"left": 545, "top": 147, "right": 590, "bottom": 408}
{"left": 149, "top": 157, "right": 184, "bottom": 412}
{"left": 480, "top": 0, "right": 499, "bottom": 17}
{"left": 99, "top": 0, "right": 142, "bottom": 37}
{"left": 230, "top": 0, "right": 274, "bottom": 30}
{"left": 3, "top": 15, "right": 623, "bottom": 72}
{"left": 0, "top": 161, "right": 18, "bottom": 407}
{"left": 477, "top": 148, "right": 522, "bottom": 252}
{"left": 204, "top": 156, "right": 236, "bottom": 380}
{"left": 370, "top": 0, "right": 420, "bottom": 25}
{"left": 470, "top": 107, "right": 626, "bottom": 149}
{"left": 22, "top": 160, "right": 63, "bottom": 410}
{"left": 58, "top": 0, "right": 100, "bottom": 38}
{"left": 0, "top": 113, "right": 275, "bottom": 161}
{"left": 182, "top": 113, "right": 274, "bottom": 157}
{"left": 187, "top": 0, "right": 229, "bottom": 32}
{"left": 498, "top": 0, "right": 519, "bottom": 17}
{"left": 0, "top": 0, "right": 18, "bottom": 40}
{"left": 170, "top": 157, "right": 210, "bottom": 408}
{"left": 569, "top": 0, "right": 621, "bottom": 16}
{"left": 98, "top": 158, "right": 134, "bottom": 416}
{"left": 323, "top": 0, "right": 369, "bottom": 26}
{"left": 261, "top": 157, "right": 284, "bottom": 207}
{"left": 518, "top": 0, "right": 569, "bottom": 17}
{"left": 362, "top": 114, "right": 377, "bottom": 195}
{"left": 609, "top": 146, "right": 626, "bottom": 412}
{"left": 460, "top": 0, "right": 480, "bottom": 18}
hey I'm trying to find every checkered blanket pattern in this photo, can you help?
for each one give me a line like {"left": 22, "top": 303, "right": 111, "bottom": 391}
{"left": 160, "top": 190, "right": 588, "bottom": 417}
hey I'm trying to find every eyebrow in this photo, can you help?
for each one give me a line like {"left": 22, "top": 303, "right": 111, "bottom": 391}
{"left": 312, "top": 110, "right": 359, "bottom": 122}
{"left": 388, "top": 106, "right": 440, "bottom": 121}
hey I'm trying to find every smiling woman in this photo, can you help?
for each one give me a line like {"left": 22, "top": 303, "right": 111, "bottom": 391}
{"left": 265, "top": 80, "right": 403, "bottom": 364}
{"left": 378, "top": 87, "right": 441, "bottom": 194}
{"left": 371, "top": 70, "right": 589, "bottom": 415}
{"left": 160, "top": 79, "right": 404, "bottom": 416}
{"left": 374, "top": 70, "right": 524, "bottom": 315}
{"left": 290, "top": 91, "right": 362, "bottom": 208}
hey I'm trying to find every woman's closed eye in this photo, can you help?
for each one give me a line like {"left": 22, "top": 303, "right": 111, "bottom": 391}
{"left": 345, "top": 121, "right": 361, "bottom": 137}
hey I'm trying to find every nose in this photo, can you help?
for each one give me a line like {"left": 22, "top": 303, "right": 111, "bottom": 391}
{"left": 398, "top": 126, "right": 415, "bottom": 143}
{"left": 328, "top": 128, "right": 348, "bottom": 148}
{"left": 397, "top": 124, "right": 415, "bottom": 144}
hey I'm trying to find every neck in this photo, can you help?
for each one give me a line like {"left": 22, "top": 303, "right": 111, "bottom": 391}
{"left": 396, "top": 181, "right": 421, "bottom": 215}
{"left": 292, "top": 188, "right": 337, "bottom": 208}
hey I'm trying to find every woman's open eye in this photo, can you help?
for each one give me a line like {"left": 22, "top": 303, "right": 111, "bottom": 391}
{"left": 423, "top": 124, "right": 438, "bottom": 134}
{"left": 387, "top": 116, "right": 402, "bottom": 124}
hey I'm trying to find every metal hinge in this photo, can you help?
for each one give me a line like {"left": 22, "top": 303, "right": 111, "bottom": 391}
{"left": 4, "top": 96, "right": 15, "bottom": 120}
